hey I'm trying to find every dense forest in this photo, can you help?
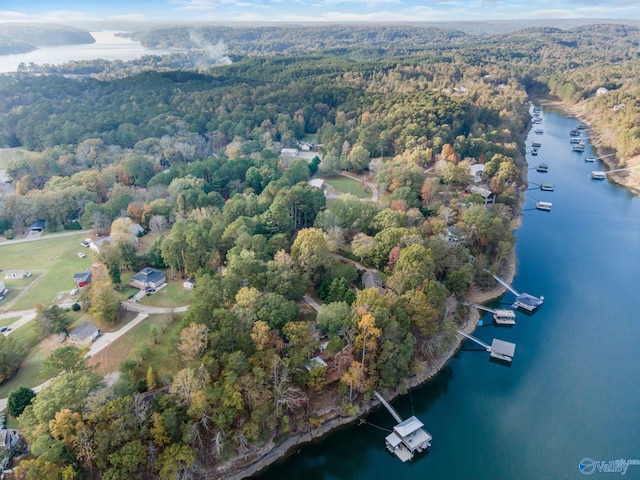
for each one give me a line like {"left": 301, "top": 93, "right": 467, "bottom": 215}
{"left": 0, "top": 22, "right": 638, "bottom": 479}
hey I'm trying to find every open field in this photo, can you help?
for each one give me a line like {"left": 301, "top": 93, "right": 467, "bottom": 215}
{"left": 141, "top": 280, "right": 192, "bottom": 308}
{"left": 324, "top": 175, "right": 370, "bottom": 199}
{"left": 88, "top": 313, "right": 180, "bottom": 377}
{"left": 0, "top": 322, "right": 46, "bottom": 398}
{"left": 0, "top": 233, "right": 94, "bottom": 311}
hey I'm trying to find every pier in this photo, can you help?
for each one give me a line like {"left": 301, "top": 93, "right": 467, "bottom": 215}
{"left": 374, "top": 391, "right": 432, "bottom": 462}
{"left": 456, "top": 330, "right": 516, "bottom": 363}
{"left": 466, "top": 303, "right": 516, "bottom": 326}
{"left": 483, "top": 270, "right": 544, "bottom": 312}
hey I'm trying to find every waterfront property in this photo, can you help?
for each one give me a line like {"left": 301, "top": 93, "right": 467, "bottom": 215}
{"left": 374, "top": 391, "right": 432, "bottom": 462}
{"left": 130, "top": 267, "right": 167, "bottom": 290}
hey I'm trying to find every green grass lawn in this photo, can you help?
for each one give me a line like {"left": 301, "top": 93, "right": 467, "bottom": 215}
{"left": 0, "top": 317, "right": 19, "bottom": 328}
{"left": 0, "top": 323, "right": 47, "bottom": 398}
{"left": 324, "top": 176, "right": 370, "bottom": 199}
{"left": 140, "top": 280, "right": 192, "bottom": 308}
{"left": 0, "top": 233, "right": 95, "bottom": 311}
{"left": 88, "top": 313, "right": 181, "bottom": 379}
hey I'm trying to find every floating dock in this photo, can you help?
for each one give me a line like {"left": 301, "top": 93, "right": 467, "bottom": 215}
{"left": 536, "top": 163, "right": 549, "bottom": 173}
{"left": 591, "top": 171, "right": 606, "bottom": 180}
{"left": 534, "top": 129, "right": 544, "bottom": 135}
{"left": 540, "top": 183, "right": 554, "bottom": 192}
{"left": 374, "top": 391, "right": 432, "bottom": 462}
{"left": 573, "top": 144, "right": 585, "bottom": 152}
{"left": 536, "top": 201, "right": 552, "bottom": 211}
{"left": 467, "top": 303, "right": 516, "bottom": 326}
{"left": 484, "top": 270, "right": 544, "bottom": 312}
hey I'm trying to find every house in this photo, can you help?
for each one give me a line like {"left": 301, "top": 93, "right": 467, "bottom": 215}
{"left": 0, "top": 429, "right": 19, "bottom": 451}
{"left": 130, "top": 223, "right": 144, "bottom": 237}
{"left": 300, "top": 141, "right": 314, "bottom": 151}
{"left": 130, "top": 267, "right": 167, "bottom": 290}
{"left": 4, "top": 270, "right": 26, "bottom": 280}
{"left": 306, "top": 356, "right": 328, "bottom": 371}
{"left": 468, "top": 185, "right": 496, "bottom": 205}
{"left": 362, "top": 270, "right": 385, "bottom": 294}
{"left": 280, "top": 148, "right": 299, "bottom": 157}
{"left": 90, "top": 236, "right": 113, "bottom": 252}
{"left": 29, "top": 219, "right": 45, "bottom": 233}
{"left": 70, "top": 321, "right": 101, "bottom": 345}
{"left": 183, "top": 278, "right": 195, "bottom": 290}
{"left": 441, "top": 226, "right": 464, "bottom": 247}
{"left": 470, "top": 164, "right": 485, "bottom": 182}
{"left": 308, "top": 178, "right": 326, "bottom": 189}
{"left": 73, "top": 269, "right": 92, "bottom": 288}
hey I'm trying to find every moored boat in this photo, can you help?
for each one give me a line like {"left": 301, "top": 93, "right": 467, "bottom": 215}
{"left": 535, "top": 129, "right": 544, "bottom": 135}
{"left": 585, "top": 156, "right": 596, "bottom": 162}
{"left": 573, "top": 143, "right": 585, "bottom": 152}
{"left": 532, "top": 142, "right": 541, "bottom": 148}
{"left": 570, "top": 129, "right": 580, "bottom": 136}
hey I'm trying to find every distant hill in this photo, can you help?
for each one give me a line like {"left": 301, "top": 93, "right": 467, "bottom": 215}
{"left": 0, "top": 23, "right": 95, "bottom": 55}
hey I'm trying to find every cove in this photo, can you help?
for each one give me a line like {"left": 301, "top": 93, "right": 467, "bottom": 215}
{"left": 255, "top": 105, "right": 640, "bottom": 479}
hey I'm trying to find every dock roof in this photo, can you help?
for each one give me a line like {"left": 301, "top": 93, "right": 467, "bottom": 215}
{"left": 516, "top": 292, "right": 542, "bottom": 307}
{"left": 394, "top": 416, "right": 424, "bottom": 437}
{"left": 491, "top": 339, "right": 516, "bottom": 358}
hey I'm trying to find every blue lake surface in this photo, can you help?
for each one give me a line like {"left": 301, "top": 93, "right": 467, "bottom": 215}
{"left": 256, "top": 105, "right": 640, "bottom": 479}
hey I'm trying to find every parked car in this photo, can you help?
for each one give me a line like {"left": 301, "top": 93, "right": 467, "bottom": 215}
{"left": 145, "top": 287, "right": 156, "bottom": 293}
{"left": 77, "top": 252, "right": 86, "bottom": 258}
{"left": 0, "top": 327, "right": 7, "bottom": 332}
{"left": 71, "top": 288, "right": 78, "bottom": 295}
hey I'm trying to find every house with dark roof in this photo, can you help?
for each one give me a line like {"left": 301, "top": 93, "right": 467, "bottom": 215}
{"left": 362, "top": 270, "right": 385, "bottom": 294}
{"left": 29, "top": 219, "right": 45, "bottom": 232}
{"left": 130, "top": 267, "right": 166, "bottom": 290}
{"left": 73, "top": 269, "right": 92, "bottom": 288}
{"left": 0, "top": 429, "right": 19, "bottom": 450}
{"left": 70, "top": 321, "right": 101, "bottom": 345}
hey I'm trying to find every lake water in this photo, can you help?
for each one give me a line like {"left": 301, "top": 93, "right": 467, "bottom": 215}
{"left": 256, "top": 106, "right": 640, "bottom": 479}
{"left": 0, "top": 31, "right": 172, "bottom": 73}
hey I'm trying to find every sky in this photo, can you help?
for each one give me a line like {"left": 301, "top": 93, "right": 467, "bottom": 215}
{"left": 1, "top": 0, "right": 640, "bottom": 24}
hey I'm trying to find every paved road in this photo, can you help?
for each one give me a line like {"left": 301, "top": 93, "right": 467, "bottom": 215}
{"left": 0, "top": 229, "right": 93, "bottom": 247}
{"left": 0, "top": 301, "right": 190, "bottom": 410}
{"left": 339, "top": 171, "right": 379, "bottom": 202}
{"left": 302, "top": 294, "right": 322, "bottom": 313}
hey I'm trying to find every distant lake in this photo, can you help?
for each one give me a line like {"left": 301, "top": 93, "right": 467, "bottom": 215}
{"left": 0, "top": 31, "right": 173, "bottom": 73}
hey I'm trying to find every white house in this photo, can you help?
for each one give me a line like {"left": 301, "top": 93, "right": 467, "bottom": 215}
{"left": 308, "top": 178, "right": 326, "bottom": 189}
{"left": 4, "top": 270, "right": 26, "bottom": 280}
{"left": 280, "top": 148, "right": 299, "bottom": 157}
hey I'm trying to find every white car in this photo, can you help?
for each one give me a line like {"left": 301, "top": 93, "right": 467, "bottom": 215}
{"left": 71, "top": 288, "right": 78, "bottom": 295}
{"left": 77, "top": 252, "right": 86, "bottom": 258}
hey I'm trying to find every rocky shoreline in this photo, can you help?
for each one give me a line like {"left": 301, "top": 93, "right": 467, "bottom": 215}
{"left": 221, "top": 253, "right": 517, "bottom": 480}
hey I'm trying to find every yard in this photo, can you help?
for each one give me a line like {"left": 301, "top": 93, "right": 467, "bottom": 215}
{"left": 88, "top": 313, "right": 182, "bottom": 380}
{"left": 0, "top": 233, "right": 94, "bottom": 311}
{"left": 324, "top": 175, "right": 370, "bottom": 199}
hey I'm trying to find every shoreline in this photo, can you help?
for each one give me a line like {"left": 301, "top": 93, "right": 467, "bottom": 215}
{"left": 529, "top": 92, "right": 640, "bottom": 196}
{"left": 222, "top": 252, "right": 516, "bottom": 480}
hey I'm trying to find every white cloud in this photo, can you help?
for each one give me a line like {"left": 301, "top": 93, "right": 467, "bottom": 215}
{"left": 107, "top": 13, "right": 153, "bottom": 22}
{"left": 0, "top": 10, "right": 28, "bottom": 22}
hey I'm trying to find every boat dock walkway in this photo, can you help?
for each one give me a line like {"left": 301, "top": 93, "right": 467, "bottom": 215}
{"left": 483, "top": 270, "right": 544, "bottom": 312}
{"left": 373, "top": 391, "right": 403, "bottom": 424}
{"left": 457, "top": 330, "right": 516, "bottom": 363}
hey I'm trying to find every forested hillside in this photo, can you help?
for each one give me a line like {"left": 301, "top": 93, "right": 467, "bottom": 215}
{"left": 0, "top": 22, "right": 637, "bottom": 479}
{"left": 0, "top": 23, "right": 95, "bottom": 55}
